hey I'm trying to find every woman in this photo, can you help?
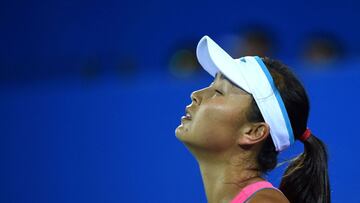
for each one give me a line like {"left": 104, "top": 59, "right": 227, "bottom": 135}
{"left": 175, "top": 36, "right": 330, "bottom": 203}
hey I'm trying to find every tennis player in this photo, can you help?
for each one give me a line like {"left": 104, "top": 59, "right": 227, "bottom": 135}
{"left": 175, "top": 36, "right": 330, "bottom": 203}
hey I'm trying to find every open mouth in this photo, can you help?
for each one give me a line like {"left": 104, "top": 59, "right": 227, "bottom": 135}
{"left": 185, "top": 112, "right": 192, "bottom": 120}
{"left": 182, "top": 108, "right": 192, "bottom": 120}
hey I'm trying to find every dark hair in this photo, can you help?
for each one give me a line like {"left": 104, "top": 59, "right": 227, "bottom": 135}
{"left": 247, "top": 57, "right": 331, "bottom": 203}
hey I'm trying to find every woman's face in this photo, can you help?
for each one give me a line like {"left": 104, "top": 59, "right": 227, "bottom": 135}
{"left": 175, "top": 72, "right": 253, "bottom": 152}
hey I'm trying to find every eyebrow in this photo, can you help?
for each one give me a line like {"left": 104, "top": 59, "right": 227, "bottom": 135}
{"left": 215, "top": 72, "right": 233, "bottom": 85}
{"left": 215, "top": 72, "right": 226, "bottom": 81}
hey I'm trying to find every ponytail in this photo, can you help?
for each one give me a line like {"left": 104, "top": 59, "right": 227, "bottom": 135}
{"left": 252, "top": 57, "right": 331, "bottom": 203}
{"left": 279, "top": 133, "right": 331, "bottom": 203}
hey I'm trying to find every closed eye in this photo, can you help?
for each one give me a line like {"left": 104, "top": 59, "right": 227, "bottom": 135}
{"left": 215, "top": 89, "right": 223, "bottom": 95}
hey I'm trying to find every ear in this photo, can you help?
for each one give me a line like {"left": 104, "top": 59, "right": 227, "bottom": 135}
{"left": 237, "top": 122, "right": 270, "bottom": 148}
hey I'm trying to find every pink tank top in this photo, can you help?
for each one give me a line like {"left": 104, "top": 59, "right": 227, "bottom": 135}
{"left": 230, "top": 181, "right": 281, "bottom": 203}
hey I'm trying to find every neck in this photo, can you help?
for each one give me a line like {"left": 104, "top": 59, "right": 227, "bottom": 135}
{"left": 196, "top": 150, "right": 263, "bottom": 203}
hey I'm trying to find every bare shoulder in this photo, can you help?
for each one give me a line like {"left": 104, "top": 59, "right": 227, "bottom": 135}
{"left": 247, "top": 188, "right": 290, "bottom": 203}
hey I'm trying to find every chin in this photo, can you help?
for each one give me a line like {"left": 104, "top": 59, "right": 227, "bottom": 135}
{"left": 175, "top": 124, "right": 185, "bottom": 139}
{"left": 175, "top": 124, "right": 192, "bottom": 143}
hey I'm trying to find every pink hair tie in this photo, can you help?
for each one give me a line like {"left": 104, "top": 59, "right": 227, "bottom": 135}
{"left": 299, "top": 128, "right": 312, "bottom": 142}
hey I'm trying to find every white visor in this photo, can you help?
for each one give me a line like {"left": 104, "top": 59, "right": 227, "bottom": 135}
{"left": 196, "top": 35, "right": 294, "bottom": 151}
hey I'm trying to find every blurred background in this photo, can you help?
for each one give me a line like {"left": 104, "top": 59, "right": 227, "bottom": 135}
{"left": 1, "top": 0, "right": 359, "bottom": 202}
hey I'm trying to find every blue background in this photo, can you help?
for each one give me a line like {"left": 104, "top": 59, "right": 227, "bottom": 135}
{"left": 1, "top": 0, "right": 360, "bottom": 202}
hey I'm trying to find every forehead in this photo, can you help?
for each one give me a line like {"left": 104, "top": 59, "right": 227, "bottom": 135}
{"left": 214, "top": 72, "right": 248, "bottom": 94}
{"left": 214, "top": 72, "right": 230, "bottom": 84}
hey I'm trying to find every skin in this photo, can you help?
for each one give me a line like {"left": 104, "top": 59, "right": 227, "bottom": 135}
{"left": 175, "top": 72, "right": 289, "bottom": 203}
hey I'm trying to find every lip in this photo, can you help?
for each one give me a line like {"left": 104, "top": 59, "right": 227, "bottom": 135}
{"left": 184, "top": 107, "right": 193, "bottom": 120}
{"left": 181, "top": 116, "right": 191, "bottom": 121}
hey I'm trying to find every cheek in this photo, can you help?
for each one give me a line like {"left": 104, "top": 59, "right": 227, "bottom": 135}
{"left": 191, "top": 103, "right": 243, "bottom": 149}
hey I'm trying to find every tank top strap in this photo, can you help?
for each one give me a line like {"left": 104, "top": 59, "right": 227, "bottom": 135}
{"left": 230, "top": 181, "right": 281, "bottom": 203}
